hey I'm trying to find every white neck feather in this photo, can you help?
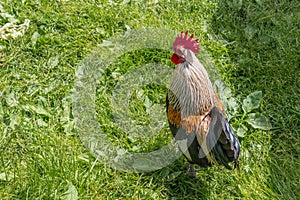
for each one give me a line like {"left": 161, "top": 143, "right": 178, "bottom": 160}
{"left": 168, "top": 50, "right": 215, "bottom": 116}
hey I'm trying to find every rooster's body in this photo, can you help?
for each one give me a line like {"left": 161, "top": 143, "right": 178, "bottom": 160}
{"left": 167, "top": 31, "right": 240, "bottom": 176}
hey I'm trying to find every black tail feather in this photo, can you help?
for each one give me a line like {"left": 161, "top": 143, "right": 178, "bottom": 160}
{"left": 206, "top": 106, "right": 240, "bottom": 169}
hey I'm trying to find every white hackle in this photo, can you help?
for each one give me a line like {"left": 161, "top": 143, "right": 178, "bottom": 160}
{"left": 168, "top": 48, "right": 216, "bottom": 117}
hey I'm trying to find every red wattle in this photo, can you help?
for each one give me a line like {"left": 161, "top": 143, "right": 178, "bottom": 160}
{"left": 171, "top": 53, "right": 185, "bottom": 65}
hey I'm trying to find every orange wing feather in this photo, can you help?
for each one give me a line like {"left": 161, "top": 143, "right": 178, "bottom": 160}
{"left": 168, "top": 105, "right": 209, "bottom": 134}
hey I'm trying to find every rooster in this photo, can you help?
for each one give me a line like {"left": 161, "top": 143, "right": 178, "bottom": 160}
{"left": 166, "top": 31, "right": 240, "bottom": 177}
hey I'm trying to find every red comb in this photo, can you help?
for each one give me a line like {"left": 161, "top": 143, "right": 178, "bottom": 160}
{"left": 173, "top": 30, "right": 200, "bottom": 53}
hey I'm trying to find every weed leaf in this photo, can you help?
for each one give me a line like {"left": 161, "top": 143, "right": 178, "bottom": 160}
{"left": 233, "top": 0, "right": 243, "bottom": 10}
{"left": 47, "top": 55, "right": 60, "bottom": 68}
{"left": 5, "top": 92, "right": 19, "bottom": 107}
{"left": 0, "top": 172, "right": 13, "bottom": 181}
{"left": 246, "top": 112, "right": 272, "bottom": 130}
{"left": 213, "top": 79, "right": 238, "bottom": 119}
{"left": 9, "top": 113, "right": 21, "bottom": 130}
{"left": 31, "top": 31, "right": 39, "bottom": 46}
{"left": 242, "top": 91, "right": 262, "bottom": 113}
{"left": 236, "top": 124, "right": 248, "bottom": 137}
{"left": 244, "top": 25, "right": 257, "bottom": 40}
{"left": 61, "top": 181, "right": 78, "bottom": 200}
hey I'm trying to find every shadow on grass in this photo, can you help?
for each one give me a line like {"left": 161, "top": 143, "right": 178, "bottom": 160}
{"left": 210, "top": 0, "right": 300, "bottom": 199}
{"left": 144, "top": 159, "right": 214, "bottom": 199}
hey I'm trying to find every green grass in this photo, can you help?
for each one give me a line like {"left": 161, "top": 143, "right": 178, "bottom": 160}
{"left": 0, "top": 0, "right": 299, "bottom": 199}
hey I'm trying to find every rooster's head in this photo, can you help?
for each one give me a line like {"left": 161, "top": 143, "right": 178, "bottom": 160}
{"left": 171, "top": 30, "right": 200, "bottom": 65}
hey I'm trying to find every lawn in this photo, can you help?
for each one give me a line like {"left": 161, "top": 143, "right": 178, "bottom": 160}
{"left": 0, "top": 0, "right": 299, "bottom": 199}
